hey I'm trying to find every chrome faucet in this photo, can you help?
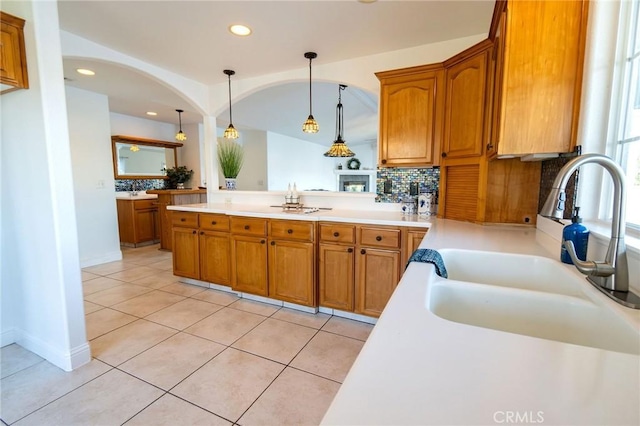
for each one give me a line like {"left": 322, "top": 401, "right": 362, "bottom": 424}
{"left": 540, "top": 153, "right": 639, "bottom": 309}
{"left": 130, "top": 180, "right": 139, "bottom": 196}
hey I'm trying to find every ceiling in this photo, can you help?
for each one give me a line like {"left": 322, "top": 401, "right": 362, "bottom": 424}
{"left": 57, "top": 0, "right": 495, "bottom": 145}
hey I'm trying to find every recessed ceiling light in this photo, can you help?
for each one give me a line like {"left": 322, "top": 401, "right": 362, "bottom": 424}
{"left": 146, "top": 111, "right": 157, "bottom": 116}
{"left": 229, "top": 24, "right": 252, "bottom": 36}
{"left": 76, "top": 68, "right": 95, "bottom": 76}
{"left": 358, "top": 0, "right": 377, "bottom": 3}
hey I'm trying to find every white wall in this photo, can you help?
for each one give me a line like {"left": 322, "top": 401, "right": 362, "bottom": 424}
{"left": 180, "top": 122, "right": 203, "bottom": 187}
{"left": 267, "top": 132, "right": 336, "bottom": 191}
{"left": 0, "top": 0, "right": 89, "bottom": 370}
{"left": 66, "top": 86, "right": 122, "bottom": 268}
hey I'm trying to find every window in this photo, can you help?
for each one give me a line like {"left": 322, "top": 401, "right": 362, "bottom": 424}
{"left": 614, "top": 0, "right": 640, "bottom": 228}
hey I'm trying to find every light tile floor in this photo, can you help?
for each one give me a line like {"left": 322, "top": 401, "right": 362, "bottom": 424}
{"left": 0, "top": 244, "right": 374, "bottom": 425}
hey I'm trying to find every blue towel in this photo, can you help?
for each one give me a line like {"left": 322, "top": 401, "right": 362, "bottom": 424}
{"left": 407, "top": 248, "right": 448, "bottom": 278}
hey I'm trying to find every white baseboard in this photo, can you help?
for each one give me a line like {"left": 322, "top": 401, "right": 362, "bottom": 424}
{"left": 16, "top": 331, "right": 91, "bottom": 371}
{"left": 318, "top": 307, "right": 377, "bottom": 325}
{"left": 1, "top": 327, "right": 17, "bottom": 347}
{"left": 80, "top": 250, "right": 123, "bottom": 268}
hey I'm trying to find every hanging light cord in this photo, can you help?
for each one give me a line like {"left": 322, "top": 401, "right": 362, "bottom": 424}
{"left": 178, "top": 111, "right": 183, "bottom": 132}
{"left": 308, "top": 57, "right": 313, "bottom": 116}
{"left": 335, "top": 84, "right": 346, "bottom": 142}
{"left": 227, "top": 73, "right": 233, "bottom": 125}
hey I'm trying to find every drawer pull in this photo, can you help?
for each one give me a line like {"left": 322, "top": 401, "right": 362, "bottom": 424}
{"left": 261, "top": 240, "right": 266, "bottom": 244}
{"left": 270, "top": 241, "right": 275, "bottom": 246}
{"left": 333, "top": 232, "right": 340, "bottom": 237}
{"left": 244, "top": 225, "right": 250, "bottom": 230}
{"left": 192, "top": 230, "right": 196, "bottom": 235}
{"left": 347, "top": 248, "right": 353, "bottom": 253}
{"left": 200, "top": 231, "right": 204, "bottom": 235}
{"left": 181, "top": 218, "right": 186, "bottom": 222}
{"left": 360, "top": 249, "right": 366, "bottom": 255}
{"left": 376, "top": 236, "right": 382, "bottom": 241}
{"left": 381, "top": 159, "right": 387, "bottom": 164}
{"left": 211, "top": 221, "right": 217, "bottom": 225}
{"left": 287, "top": 229, "right": 293, "bottom": 234}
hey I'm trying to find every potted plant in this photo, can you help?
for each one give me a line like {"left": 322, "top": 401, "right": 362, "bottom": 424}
{"left": 162, "top": 165, "right": 194, "bottom": 189}
{"left": 217, "top": 140, "right": 244, "bottom": 190}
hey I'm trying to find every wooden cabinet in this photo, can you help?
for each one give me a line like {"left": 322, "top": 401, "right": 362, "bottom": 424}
{"left": 376, "top": 64, "right": 444, "bottom": 167}
{"left": 355, "top": 247, "right": 401, "bottom": 317}
{"left": 231, "top": 234, "right": 268, "bottom": 296}
{"left": 269, "top": 239, "right": 315, "bottom": 306}
{"left": 147, "top": 189, "right": 207, "bottom": 251}
{"left": 172, "top": 212, "right": 231, "bottom": 285}
{"left": 1, "top": 12, "right": 28, "bottom": 94}
{"left": 442, "top": 41, "right": 492, "bottom": 159}
{"left": 491, "top": 0, "right": 588, "bottom": 156}
{"left": 116, "top": 198, "right": 160, "bottom": 247}
{"left": 402, "top": 228, "right": 428, "bottom": 266}
{"left": 318, "top": 243, "right": 355, "bottom": 311}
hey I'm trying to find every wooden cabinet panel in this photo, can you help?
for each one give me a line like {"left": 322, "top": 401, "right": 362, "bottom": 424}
{"left": 116, "top": 198, "right": 160, "bottom": 246}
{"left": 359, "top": 227, "right": 400, "bottom": 249}
{"left": 443, "top": 43, "right": 491, "bottom": 159}
{"left": 268, "top": 240, "right": 315, "bottom": 306}
{"left": 148, "top": 190, "right": 207, "bottom": 251}
{"left": 231, "top": 235, "right": 268, "bottom": 296}
{"left": 376, "top": 65, "right": 444, "bottom": 167}
{"left": 319, "top": 243, "right": 355, "bottom": 311}
{"left": 442, "top": 163, "right": 480, "bottom": 222}
{"left": 199, "top": 231, "right": 231, "bottom": 285}
{"left": 488, "top": 9, "right": 507, "bottom": 159}
{"left": 230, "top": 217, "right": 268, "bottom": 237}
{"left": 172, "top": 227, "right": 200, "bottom": 279}
{"left": 134, "top": 210, "right": 156, "bottom": 243}
{"left": 171, "top": 211, "right": 199, "bottom": 228}
{"left": 0, "top": 12, "right": 28, "bottom": 94}
{"left": 402, "top": 229, "right": 428, "bottom": 268}
{"left": 270, "top": 220, "right": 314, "bottom": 242}
{"left": 199, "top": 213, "right": 230, "bottom": 232}
{"left": 355, "top": 248, "right": 401, "bottom": 318}
{"left": 496, "top": 0, "right": 588, "bottom": 155}
{"left": 133, "top": 199, "right": 156, "bottom": 210}
{"left": 319, "top": 223, "right": 355, "bottom": 244}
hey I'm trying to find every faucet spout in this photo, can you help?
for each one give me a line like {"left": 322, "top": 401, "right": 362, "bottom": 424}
{"left": 540, "top": 154, "right": 636, "bottom": 307}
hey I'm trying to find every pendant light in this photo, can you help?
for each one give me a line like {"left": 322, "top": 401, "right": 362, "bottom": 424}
{"left": 324, "top": 84, "right": 355, "bottom": 157}
{"left": 175, "top": 109, "right": 187, "bottom": 141}
{"left": 302, "top": 52, "right": 319, "bottom": 133}
{"left": 223, "top": 69, "right": 239, "bottom": 139}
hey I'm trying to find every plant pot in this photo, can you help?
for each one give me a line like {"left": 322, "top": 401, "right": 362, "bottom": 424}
{"left": 225, "top": 178, "right": 237, "bottom": 190}
{"left": 177, "top": 183, "right": 185, "bottom": 190}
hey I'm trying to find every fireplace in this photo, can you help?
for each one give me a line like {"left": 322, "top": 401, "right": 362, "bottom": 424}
{"left": 335, "top": 170, "right": 377, "bottom": 192}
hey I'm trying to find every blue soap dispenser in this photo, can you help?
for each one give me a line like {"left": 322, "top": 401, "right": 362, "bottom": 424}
{"left": 561, "top": 207, "right": 589, "bottom": 264}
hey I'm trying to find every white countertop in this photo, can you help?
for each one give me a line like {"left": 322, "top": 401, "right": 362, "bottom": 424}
{"left": 167, "top": 203, "right": 432, "bottom": 228}
{"left": 115, "top": 192, "right": 158, "bottom": 200}
{"left": 321, "top": 218, "right": 640, "bottom": 426}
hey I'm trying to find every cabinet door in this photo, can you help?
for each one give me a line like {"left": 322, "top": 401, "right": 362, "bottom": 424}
{"left": 355, "top": 248, "right": 401, "bottom": 317}
{"left": 200, "top": 230, "right": 231, "bottom": 286}
{"left": 172, "top": 227, "right": 200, "bottom": 279}
{"left": 153, "top": 210, "right": 161, "bottom": 241}
{"left": 0, "top": 13, "right": 28, "bottom": 92}
{"left": 378, "top": 68, "right": 444, "bottom": 167}
{"left": 401, "top": 229, "right": 428, "bottom": 269}
{"left": 134, "top": 210, "right": 156, "bottom": 243}
{"left": 443, "top": 48, "right": 489, "bottom": 159}
{"left": 268, "top": 239, "right": 315, "bottom": 306}
{"left": 488, "top": 10, "right": 507, "bottom": 159}
{"left": 318, "top": 243, "right": 355, "bottom": 311}
{"left": 231, "top": 235, "right": 268, "bottom": 296}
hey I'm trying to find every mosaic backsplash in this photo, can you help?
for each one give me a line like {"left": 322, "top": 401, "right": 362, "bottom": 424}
{"left": 538, "top": 154, "right": 579, "bottom": 220}
{"left": 376, "top": 167, "right": 440, "bottom": 203}
{"left": 115, "top": 179, "right": 165, "bottom": 192}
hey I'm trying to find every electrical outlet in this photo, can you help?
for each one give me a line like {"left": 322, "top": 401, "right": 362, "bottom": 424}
{"left": 383, "top": 179, "right": 392, "bottom": 194}
{"left": 409, "top": 182, "right": 419, "bottom": 195}
{"left": 96, "top": 179, "right": 105, "bottom": 189}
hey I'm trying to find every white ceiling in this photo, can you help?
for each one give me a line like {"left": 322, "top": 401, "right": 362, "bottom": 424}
{"left": 57, "top": 0, "right": 495, "bottom": 145}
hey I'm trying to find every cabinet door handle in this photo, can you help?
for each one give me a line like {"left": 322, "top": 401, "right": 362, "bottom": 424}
{"left": 486, "top": 143, "right": 494, "bottom": 151}
{"left": 261, "top": 240, "right": 266, "bottom": 244}
{"left": 360, "top": 249, "right": 366, "bottom": 255}
{"left": 376, "top": 236, "right": 382, "bottom": 241}
{"left": 181, "top": 218, "right": 186, "bottom": 222}
{"left": 333, "top": 232, "right": 340, "bottom": 237}
{"left": 192, "top": 230, "right": 196, "bottom": 235}
{"left": 244, "top": 225, "right": 250, "bottom": 230}
{"left": 441, "top": 152, "right": 447, "bottom": 158}
{"left": 287, "top": 229, "right": 293, "bottom": 234}
{"left": 270, "top": 241, "right": 275, "bottom": 246}
{"left": 211, "top": 221, "right": 217, "bottom": 225}
{"left": 347, "top": 248, "right": 353, "bottom": 253}
{"left": 200, "top": 231, "right": 204, "bottom": 235}
{"left": 381, "top": 159, "right": 387, "bottom": 164}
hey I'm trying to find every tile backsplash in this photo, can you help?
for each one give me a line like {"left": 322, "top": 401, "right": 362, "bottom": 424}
{"left": 538, "top": 155, "right": 579, "bottom": 220}
{"left": 115, "top": 179, "right": 165, "bottom": 192}
{"left": 376, "top": 167, "right": 440, "bottom": 203}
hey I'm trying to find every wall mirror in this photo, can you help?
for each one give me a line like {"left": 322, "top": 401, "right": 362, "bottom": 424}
{"left": 111, "top": 135, "right": 183, "bottom": 179}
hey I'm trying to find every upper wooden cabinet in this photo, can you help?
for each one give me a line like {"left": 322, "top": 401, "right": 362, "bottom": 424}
{"left": 376, "top": 64, "right": 444, "bottom": 167}
{"left": 491, "top": 0, "right": 588, "bottom": 156}
{"left": 442, "top": 41, "right": 492, "bottom": 159}
{"left": 0, "top": 12, "right": 28, "bottom": 94}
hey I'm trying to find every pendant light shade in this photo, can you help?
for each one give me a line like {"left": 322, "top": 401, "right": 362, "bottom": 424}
{"left": 302, "top": 52, "right": 319, "bottom": 133}
{"left": 324, "top": 84, "right": 355, "bottom": 157}
{"left": 223, "top": 69, "right": 239, "bottom": 139}
{"left": 175, "top": 109, "right": 187, "bottom": 141}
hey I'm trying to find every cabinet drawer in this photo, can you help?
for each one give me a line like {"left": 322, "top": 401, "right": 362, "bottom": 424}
{"left": 199, "top": 213, "right": 230, "bottom": 232}
{"left": 133, "top": 199, "right": 157, "bottom": 210}
{"left": 319, "top": 223, "right": 356, "bottom": 244}
{"left": 359, "top": 226, "right": 401, "bottom": 249}
{"left": 171, "top": 211, "right": 199, "bottom": 228}
{"left": 270, "top": 220, "right": 315, "bottom": 241}
{"left": 230, "top": 217, "right": 267, "bottom": 237}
